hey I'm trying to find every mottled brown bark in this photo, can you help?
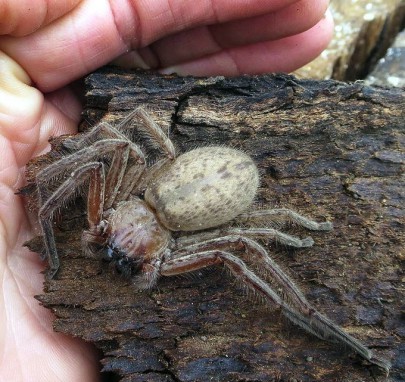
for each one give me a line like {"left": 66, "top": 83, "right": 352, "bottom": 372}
{"left": 26, "top": 68, "right": 404, "bottom": 382}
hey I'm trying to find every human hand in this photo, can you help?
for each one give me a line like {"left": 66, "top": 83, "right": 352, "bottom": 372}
{"left": 0, "top": 1, "right": 333, "bottom": 380}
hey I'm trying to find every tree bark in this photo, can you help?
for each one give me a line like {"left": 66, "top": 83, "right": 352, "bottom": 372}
{"left": 27, "top": 67, "right": 404, "bottom": 382}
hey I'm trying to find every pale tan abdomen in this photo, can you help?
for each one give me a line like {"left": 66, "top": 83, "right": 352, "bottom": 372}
{"left": 145, "top": 146, "right": 259, "bottom": 231}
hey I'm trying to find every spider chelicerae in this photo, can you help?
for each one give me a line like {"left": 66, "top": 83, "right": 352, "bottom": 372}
{"left": 34, "top": 108, "right": 389, "bottom": 372}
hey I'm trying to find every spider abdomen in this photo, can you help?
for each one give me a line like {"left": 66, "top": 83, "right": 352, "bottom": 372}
{"left": 144, "top": 146, "right": 259, "bottom": 231}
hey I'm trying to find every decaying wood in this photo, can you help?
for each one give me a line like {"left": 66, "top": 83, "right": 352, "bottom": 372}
{"left": 25, "top": 67, "right": 404, "bottom": 382}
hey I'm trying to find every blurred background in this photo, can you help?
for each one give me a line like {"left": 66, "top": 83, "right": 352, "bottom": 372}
{"left": 295, "top": 0, "right": 405, "bottom": 87}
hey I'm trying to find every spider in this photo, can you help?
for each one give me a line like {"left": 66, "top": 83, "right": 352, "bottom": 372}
{"left": 34, "top": 108, "right": 389, "bottom": 372}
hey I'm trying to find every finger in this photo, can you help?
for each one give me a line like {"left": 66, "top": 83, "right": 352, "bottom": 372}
{"left": 0, "top": 52, "right": 43, "bottom": 167}
{"left": 126, "top": 0, "right": 299, "bottom": 43}
{"left": 0, "top": 0, "right": 301, "bottom": 91}
{"left": 0, "top": 53, "right": 79, "bottom": 246}
{"left": 0, "top": 0, "right": 81, "bottom": 36}
{"left": 143, "top": 0, "right": 330, "bottom": 68}
{"left": 212, "top": 0, "right": 330, "bottom": 46}
{"left": 160, "top": 10, "right": 334, "bottom": 76}
{"left": 0, "top": 52, "right": 99, "bottom": 382}
{"left": 0, "top": 54, "right": 79, "bottom": 170}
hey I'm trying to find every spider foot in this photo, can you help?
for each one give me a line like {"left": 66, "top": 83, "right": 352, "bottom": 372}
{"left": 301, "top": 237, "right": 315, "bottom": 247}
{"left": 317, "top": 221, "right": 334, "bottom": 231}
{"left": 38, "top": 248, "right": 47, "bottom": 261}
{"left": 46, "top": 265, "right": 59, "bottom": 280}
{"left": 369, "top": 356, "right": 391, "bottom": 375}
{"left": 61, "top": 137, "right": 79, "bottom": 150}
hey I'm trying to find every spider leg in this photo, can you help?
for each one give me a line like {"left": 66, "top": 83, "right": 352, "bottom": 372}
{"left": 62, "top": 121, "right": 144, "bottom": 159}
{"left": 65, "top": 108, "right": 175, "bottom": 159}
{"left": 36, "top": 140, "right": 129, "bottom": 272}
{"left": 116, "top": 107, "right": 176, "bottom": 160}
{"left": 237, "top": 208, "right": 333, "bottom": 231}
{"left": 169, "top": 239, "right": 390, "bottom": 372}
{"left": 175, "top": 235, "right": 309, "bottom": 310}
{"left": 36, "top": 139, "right": 145, "bottom": 206}
{"left": 61, "top": 123, "right": 148, "bottom": 203}
{"left": 87, "top": 159, "right": 106, "bottom": 228}
{"left": 177, "top": 227, "right": 315, "bottom": 248}
{"left": 81, "top": 162, "right": 108, "bottom": 257}
{"left": 107, "top": 108, "right": 177, "bottom": 199}
{"left": 37, "top": 139, "right": 132, "bottom": 188}
{"left": 38, "top": 162, "right": 105, "bottom": 278}
{"left": 61, "top": 108, "right": 175, "bottom": 200}
{"left": 103, "top": 141, "right": 130, "bottom": 209}
{"left": 162, "top": 249, "right": 284, "bottom": 305}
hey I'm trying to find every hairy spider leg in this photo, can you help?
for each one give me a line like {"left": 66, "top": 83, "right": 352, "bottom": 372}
{"left": 175, "top": 235, "right": 309, "bottom": 309}
{"left": 176, "top": 208, "right": 334, "bottom": 250}
{"left": 61, "top": 121, "right": 147, "bottom": 203}
{"left": 38, "top": 162, "right": 105, "bottom": 278}
{"left": 36, "top": 139, "right": 131, "bottom": 214}
{"left": 63, "top": 108, "right": 175, "bottom": 201}
{"left": 174, "top": 236, "right": 380, "bottom": 363}
{"left": 162, "top": 249, "right": 283, "bottom": 302}
{"left": 237, "top": 208, "right": 333, "bottom": 231}
{"left": 117, "top": 107, "right": 176, "bottom": 159}
{"left": 87, "top": 159, "right": 106, "bottom": 227}
{"left": 162, "top": 246, "right": 390, "bottom": 372}
{"left": 176, "top": 227, "right": 315, "bottom": 248}
{"left": 113, "top": 108, "right": 179, "bottom": 197}
{"left": 36, "top": 138, "right": 141, "bottom": 210}
{"left": 67, "top": 108, "right": 175, "bottom": 160}
{"left": 113, "top": 107, "right": 178, "bottom": 197}
{"left": 36, "top": 139, "right": 136, "bottom": 277}
{"left": 36, "top": 139, "right": 131, "bottom": 185}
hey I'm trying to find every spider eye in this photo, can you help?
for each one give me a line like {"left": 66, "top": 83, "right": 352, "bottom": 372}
{"left": 104, "top": 244, "right": 143, "bottom": 277}
{"left": 98, "top": 244, "right": 115, "bottom": 261}
{"left": 115, "top": 256, "right": 143, "bottom": 278}
{"left": 105, "top": 245, "right": 115, "bottom": 260}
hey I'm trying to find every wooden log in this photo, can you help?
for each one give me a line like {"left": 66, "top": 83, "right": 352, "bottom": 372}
{"left": 26, "top": 67, "right": 404, "bottom": 382}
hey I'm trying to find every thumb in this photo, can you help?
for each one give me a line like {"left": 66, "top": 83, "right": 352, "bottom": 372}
{"left": 0, "top": 52, "right": 99, "bottom": 382}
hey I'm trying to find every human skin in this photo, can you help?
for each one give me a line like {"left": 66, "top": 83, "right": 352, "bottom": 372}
{"left": 0, "top": 1, "right": 333, "bottom": 381}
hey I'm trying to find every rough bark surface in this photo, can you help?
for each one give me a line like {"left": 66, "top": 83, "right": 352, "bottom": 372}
{"left": 25, "top": 67, "right": 404, "bottom": 382}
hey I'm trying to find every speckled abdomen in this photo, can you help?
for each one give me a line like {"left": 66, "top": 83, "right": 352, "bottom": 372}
{"left": 145, "top": 146, "right": 259, "bottom": 231}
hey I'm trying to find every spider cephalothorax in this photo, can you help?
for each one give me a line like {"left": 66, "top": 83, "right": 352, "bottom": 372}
{"left": 33, "top": 108, "right": 390, "bottom": 372}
